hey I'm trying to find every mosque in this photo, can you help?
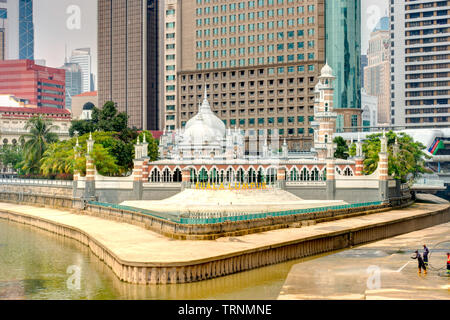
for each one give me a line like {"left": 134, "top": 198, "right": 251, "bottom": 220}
{"left": 76, "top": 63, "right": 397, "bottom": 208}
{"left": 150, "top": 63, "right": 359, "bottom": 187}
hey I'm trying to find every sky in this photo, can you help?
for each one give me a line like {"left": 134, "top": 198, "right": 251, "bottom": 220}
{"left": 361, "top": 0, "right": 390, "bottom": 54}
{"left": 32, "top": 0, "right": 389, "bottom": 80}
{"left": 33, "top": 0, "right": 97, "bottom": 80}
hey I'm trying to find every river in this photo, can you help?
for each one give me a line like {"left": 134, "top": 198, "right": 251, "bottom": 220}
{"left": 0, "top": 219, "right": 314, "bottom": 300}
{"left": 1, "top": 218, "right": 448, "bottom": 300}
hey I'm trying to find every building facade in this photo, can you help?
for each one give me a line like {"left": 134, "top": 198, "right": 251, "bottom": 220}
{"left": 361, "top": 54, "right": 367, "bottom": 88}
{"left": 162, "top": 0, "right": 326, "bottom": 152}
{"left": 325, "top": 0, "right": 362, "bottom": 132}
{"left": 0, "top": 94, "right": 71, "bottom": 147}
{"left": 98, "top": 0, "right": 160, "bottom": 130}
{"left": 364, "top": 17, "right": 390, "bottom": 126}
{"left": 62, "top": 62, "right": 82, "bottom": 111}
{"left": 0, "top": 0, "right": 7, "bottom": 61}
{"left": 70, "top": 48, "right": 94, "bottom": 93}
{"left": 391, "top": 0, "right": 450, "bottom": 128}
{"left": 71, "top": 91, "right": 98, "bottom": 120}
{"left": 361, "top": 88, "right": 378, "bottom": 130}
{"left": 0, "top": 60, "right": 65, "bottom": 109}
{"left": 18, "top": 0, "right": 33, "bottom": 60}
{"left": 157, "top": 63, "right": 356, "bottom": 186}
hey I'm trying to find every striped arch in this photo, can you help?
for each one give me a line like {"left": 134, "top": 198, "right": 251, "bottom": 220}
{"left": 288, "top": 166, "right": 300, "bottom": 182}
{"left": 310, "top": 165, "right": 322, "bottom": 181}
{"left": 343, "top": 166, "right": 354, "bottom": 177}
{"left": 299, "top": 166, "right": 310, "bottom": 181}
{"left": 149, "top": 167, "right": 161, "bottom": 182}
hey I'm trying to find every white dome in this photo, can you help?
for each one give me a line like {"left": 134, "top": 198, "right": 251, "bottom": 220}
{"left": 182, "top": 91, "right": 226, "bottom": 144}
{"left": 320, "top": 62, "right": 334, "bottom": 78}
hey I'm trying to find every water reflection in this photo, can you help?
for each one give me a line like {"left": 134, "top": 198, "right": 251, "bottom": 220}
{"left": 0, "top": 219, "right": 327, "bottom": 300}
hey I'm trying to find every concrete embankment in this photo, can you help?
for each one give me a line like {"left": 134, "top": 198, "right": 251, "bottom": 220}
{"left": 0, "top": 191, "right": 407, "bottom": 240}
{"left": 0, "top": 202, "right": 448, "bottom": 285}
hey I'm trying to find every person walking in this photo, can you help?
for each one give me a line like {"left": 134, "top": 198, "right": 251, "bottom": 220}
{"left": 447, "top": 253, "right": 450, "bottom": 275}
{"left": 412, "top": 250, "right": 427, "bottom": 275}
{"left": 423, "top": 245, "right": 430, "bottom": 268}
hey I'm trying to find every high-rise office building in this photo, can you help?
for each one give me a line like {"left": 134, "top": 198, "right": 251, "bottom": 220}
{"left": 163, "top": 0, "right": 326, "bottom": 151}
{"left": 360, "top": 54, "right": 367, "bottom": 88}
{"left": 98, "top": 0, "right": 160, "bottom": 130}
{"left": 62, "top": 62, "right": 82, "bottom": 111}
{"left": 70, "top": 48, "right": 93, "bottom": 94}
{"left": 390, "top": 1, "right": 450, "bottom": 129}
{"left": 19, "top": 0, "right": 33, "bottom": 60}
{"left": 364, "top": 17, "right": 390, "bottom": 125}
{"left": 325, "top": 0, "right": 361, "bottom": 132}
{"left": 0, "top": 0, "right": 7, "bottom": 61}
{"left": 0, "top": 60, "right": 65, "bottom": 109}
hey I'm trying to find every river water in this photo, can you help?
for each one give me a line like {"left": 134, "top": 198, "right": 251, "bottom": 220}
{"left": 0, "top": 219, "right": 316, "bottom": 300}
{"left": 1, "top": 218, "right": 448, "bottom": 300}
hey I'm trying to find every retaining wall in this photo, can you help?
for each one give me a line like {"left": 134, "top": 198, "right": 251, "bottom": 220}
{"left": 0, "top": 203, "right": 448, "bottom": 284}
{"left": 0, "top": 190, "right": 413, "bottom": 240}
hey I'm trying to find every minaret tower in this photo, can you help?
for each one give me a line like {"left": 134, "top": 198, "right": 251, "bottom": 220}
{"left": 312, "top": 62, "right": 338, "bottom": 161}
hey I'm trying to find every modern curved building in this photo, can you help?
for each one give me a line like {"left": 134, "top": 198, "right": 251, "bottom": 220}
{"left": 325, "top": 0, "right": 361, "bottom": 131}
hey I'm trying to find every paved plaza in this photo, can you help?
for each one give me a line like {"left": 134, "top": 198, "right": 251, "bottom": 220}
{"left": 121, "top": 189, "right": 347, "bottom": 215}
{"left": 0, "top": 202, "right": 447, "bottom": 267}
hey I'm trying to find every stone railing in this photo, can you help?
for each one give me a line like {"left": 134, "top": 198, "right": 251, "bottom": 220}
{"left": 0, "top": 178, "right": 73, "bottom": 187}
{"left": 286, "top": 181, "right": 326, "bottom": 187}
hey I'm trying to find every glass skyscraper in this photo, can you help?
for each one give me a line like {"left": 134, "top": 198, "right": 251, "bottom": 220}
{"left": 19, "top": 0, "right": 33, "bottom": 60}
{"left": 325, "top": 0, "right": 361, "bottom": 116}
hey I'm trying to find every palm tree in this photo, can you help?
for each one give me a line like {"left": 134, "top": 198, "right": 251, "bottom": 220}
{"left": 20, "top": 115, "right": 59, "bottom": 174}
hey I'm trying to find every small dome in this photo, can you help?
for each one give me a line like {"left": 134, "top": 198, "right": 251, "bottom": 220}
{"left": 83, "top": 102, "right": 95, "bottom": 111}
{"left": 182, "top": 89, "right": 226, "bottom": 144}
{"left": 320, "top": 62, "right": 334, "bottom": 78}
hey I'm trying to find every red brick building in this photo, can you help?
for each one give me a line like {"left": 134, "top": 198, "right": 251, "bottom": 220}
{"left": 0, "top": 60, "right": 66, "bottom": 109}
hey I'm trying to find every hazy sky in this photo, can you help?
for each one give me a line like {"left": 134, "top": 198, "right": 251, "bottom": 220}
{"left": 33, "top": 0, "right": 389, "bottom": 78}
{"left": 34, "top": 0, "right": 97, "bottom": 75}
{"left": 361, "top": 0, "right": 390, "bottom": 54}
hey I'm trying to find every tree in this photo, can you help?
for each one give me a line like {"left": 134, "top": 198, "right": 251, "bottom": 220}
{"left": 40, "top": 142, "right": 75, "bottom": 176}
{"left": 69, "top": 119, "right": 97, "bottom": 137}
{"left": 333, "top": 136, "right": 349, "bottom": 160}
{"left": 39, "top": 131, "right": 156, "bottom": 177}
{"left": 20, "top": 116, "right": 59, "bottom": 174}
{"left": 68, "top": 101, "right": 129, "bottom": 137}
{"left": 0, "top": 144, "right": 24, "bottom": 172}
{"left": 358, "top": 131, "right": 431, "bottom": 182}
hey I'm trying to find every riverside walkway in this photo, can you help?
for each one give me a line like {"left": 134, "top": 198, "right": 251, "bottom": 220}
{"left": 0, "top": 201, "right": 448, "bottom": 284}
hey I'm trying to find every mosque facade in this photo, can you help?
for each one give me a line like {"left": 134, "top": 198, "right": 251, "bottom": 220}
{"left": 146, "top": 63, "right": 359, "bottom": 187}
{"left": 75, "top": 64, "right": 399, "bottom": 205}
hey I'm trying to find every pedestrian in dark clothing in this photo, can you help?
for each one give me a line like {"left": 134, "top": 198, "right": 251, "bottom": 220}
{"left": 447, "top": 253, "right": 450, "bottom": 275}
{"left": 423, "top": 245, "right": 429, "bottom": 268}
{"left": 412, "top": 250, "right": 427, "bottom": 274}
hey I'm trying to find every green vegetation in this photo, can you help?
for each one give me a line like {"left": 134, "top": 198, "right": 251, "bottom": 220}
{"left": 69, "top": 101, "right": 129, "bottom": 137}
{"left": 19, "top": 115, "right": 59, "bottom": 174}
{"left": 0, "top": 144, "right": 24, "bottom": 173}
{"left": 8, "top": 101, "right": 159, "bottom": 179}
{"left": 40, "top": 131, "right": 158, "bottom": 177}
{"left": 349, "top": 131, "right": 431, "bottom": 183}
{"left": 333, "top": 136, "right": 349, "bottom": 160}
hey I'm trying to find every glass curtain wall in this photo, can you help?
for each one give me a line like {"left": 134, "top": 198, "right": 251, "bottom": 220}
{"left": 325, "top": 0, "right": 361, "bottom": 112}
